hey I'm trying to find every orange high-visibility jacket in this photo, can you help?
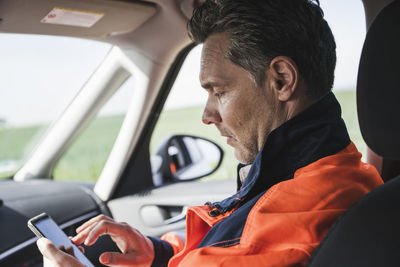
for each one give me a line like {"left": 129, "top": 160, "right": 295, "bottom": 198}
{"left": 149, "top": 93, "right": 383, "bottom": 267}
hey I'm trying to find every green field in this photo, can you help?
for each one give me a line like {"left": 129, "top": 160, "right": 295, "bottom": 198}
{"left": 0, "top": 90, "right": 365, "bottom": 181}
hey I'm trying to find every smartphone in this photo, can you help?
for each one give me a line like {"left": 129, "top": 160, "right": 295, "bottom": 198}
{"left": 28, "top": 213, "right": 94, "bottom": 267}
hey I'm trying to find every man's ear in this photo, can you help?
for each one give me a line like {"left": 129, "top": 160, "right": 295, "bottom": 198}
{"left": 268, "top": 56, "right": 299, "bottom": 102}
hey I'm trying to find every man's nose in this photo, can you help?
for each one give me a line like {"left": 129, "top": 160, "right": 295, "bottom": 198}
{"left": 202, "top": 98, "right": 222, "bottom": 125}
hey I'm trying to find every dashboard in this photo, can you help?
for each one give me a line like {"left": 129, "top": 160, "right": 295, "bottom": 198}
{"left": 0, "top": 180, "right": 116, "bottom": 267}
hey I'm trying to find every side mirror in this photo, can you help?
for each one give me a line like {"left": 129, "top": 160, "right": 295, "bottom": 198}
{"left": 151, "top": 135, "right": 223, "bottom": 186}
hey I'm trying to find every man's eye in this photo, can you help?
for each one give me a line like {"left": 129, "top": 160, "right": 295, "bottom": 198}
{"left": 214, "top": 92, "right": 224, "bottom": 98}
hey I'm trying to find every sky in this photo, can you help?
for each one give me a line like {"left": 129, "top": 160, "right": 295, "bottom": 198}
{"left": 0, "top": 0, "right": 366, "bottom": 126}
{"left": 321, "top": 0, "right": 367, "bottom": 89}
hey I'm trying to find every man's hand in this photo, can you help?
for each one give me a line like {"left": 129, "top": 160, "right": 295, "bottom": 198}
{"left": 71, "top": 215, "right": 155, "bottom": 266}
{"left": 37, "top": 238, "right": 84, "bottom": 267}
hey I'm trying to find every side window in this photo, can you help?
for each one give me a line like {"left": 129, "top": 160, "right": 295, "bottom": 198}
{"left": 321, "top": 0, "right": 367, "bottom": 157}
{"left": 53, "top": 77, "right": 135, "bottom": 182}
{"left": 334, "top": 90, "right": 365, "bottom": 155}
{"left": 150, "top": 46, "right": 237, "bottom": 181}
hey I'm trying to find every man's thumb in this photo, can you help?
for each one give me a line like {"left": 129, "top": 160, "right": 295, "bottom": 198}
{"left": 37, "top": 238, "right": 60, "bottom": 262}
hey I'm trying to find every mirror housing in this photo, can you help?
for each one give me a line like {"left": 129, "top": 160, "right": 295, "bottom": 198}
{"left": 151, "top": 135, "right": 223, "bottom": 186}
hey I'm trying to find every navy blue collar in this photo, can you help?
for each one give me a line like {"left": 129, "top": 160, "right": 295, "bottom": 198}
{"left": 210, "top": 92, "right": 351, "bottom": 213}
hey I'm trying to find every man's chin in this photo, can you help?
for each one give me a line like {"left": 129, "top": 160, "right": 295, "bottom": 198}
{"left": 234, "top": 149, "right": 254, "bottom": 165}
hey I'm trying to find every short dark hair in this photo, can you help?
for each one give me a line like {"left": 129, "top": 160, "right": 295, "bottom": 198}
{"left": 188, "top": 0, "right": 336, "bottom": 99}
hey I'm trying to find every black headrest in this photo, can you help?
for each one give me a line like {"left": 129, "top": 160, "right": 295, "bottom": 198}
{"left": 357, "top": 0, "right": 400, "bottom": 160}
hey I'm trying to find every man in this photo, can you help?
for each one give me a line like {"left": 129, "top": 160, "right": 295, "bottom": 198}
{"left": 37, "top": 0, "right": 383, "bottom": 266}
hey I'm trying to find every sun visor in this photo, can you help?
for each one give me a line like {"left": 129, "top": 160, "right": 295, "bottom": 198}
{"left": 0, "top": 0, "right": 156, "bottom": 38}
{"left": 357, "top": 0, "right": 400, "bottom": 159}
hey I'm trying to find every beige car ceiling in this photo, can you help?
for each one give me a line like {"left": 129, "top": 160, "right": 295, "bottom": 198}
{"left": 0, "top": 0, "right": 194, "bottom": 66}
{"left": 0, "top": 0, "right": 156, "bottom": 38}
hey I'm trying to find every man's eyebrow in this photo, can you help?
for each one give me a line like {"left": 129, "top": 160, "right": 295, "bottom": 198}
{"left": 201, "top": 82, "right": 214, "bottom": 89}
{"left": 201, "top": 77, "right": 228, "bottom": 89}
{"left": 201, "top": 80, "right": 225, "bottom": 89}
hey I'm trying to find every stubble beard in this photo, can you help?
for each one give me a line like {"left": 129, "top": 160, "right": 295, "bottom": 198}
{"left": 234, "top": 138, "right": 259, "bottom": 164}
{"left": 234, "top": 121, "right": 273, "bottom": 164}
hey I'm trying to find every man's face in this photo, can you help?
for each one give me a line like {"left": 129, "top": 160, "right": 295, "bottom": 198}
{"left": 200, "top": 33, "right": 280, "bottom": 164}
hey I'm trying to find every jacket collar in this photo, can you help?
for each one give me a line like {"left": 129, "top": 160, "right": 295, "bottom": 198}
{"left": 210, "top": 92, "right": 351, "bottom": 213}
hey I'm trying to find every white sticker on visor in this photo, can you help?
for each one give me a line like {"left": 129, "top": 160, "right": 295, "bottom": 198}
{"left": 41, "top": 7, "right": 104, "bottom": 28}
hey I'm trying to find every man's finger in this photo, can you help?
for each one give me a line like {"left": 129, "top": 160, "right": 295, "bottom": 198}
{"left": 78, "top": 246, "right": 85, "bottom": 254}
{"left": 84, "top": 220, "right": 126, "bottom": 246}
{"left": 72, "top": 222, "right": 98, "bottom": 245}
{"left": 65, "top": 245, "right": 75, "bottom": 256}
{"left": 76, "top": 214, "right": 112, "bottom": 233}
{"left": 73, "top": 215, "right": 113, "bottom": 244}
{"left": 99, "top": 252, "right": 139, "bottom": 266}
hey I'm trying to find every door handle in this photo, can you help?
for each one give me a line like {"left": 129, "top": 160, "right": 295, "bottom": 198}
{"left": 140, "top": 205, "right": 187, "bottom": 227}
{"left": 164, "top": 206, "right": 187, "bottom": 224}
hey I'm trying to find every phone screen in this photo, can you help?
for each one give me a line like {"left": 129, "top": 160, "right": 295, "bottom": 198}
{"left": 29, "top": 214, "right": 94, "bottom": 267}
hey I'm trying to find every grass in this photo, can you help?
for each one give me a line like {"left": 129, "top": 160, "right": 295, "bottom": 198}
{"left": 52, "top": 115, "right": 124, "bottom": 181}
{"left": 0, "top": 90, "right": 365, "bottom": 182}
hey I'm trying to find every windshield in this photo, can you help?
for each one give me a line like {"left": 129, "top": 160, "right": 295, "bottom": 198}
{"left": 0, "top": 33, "right": 111, "bottom": 178}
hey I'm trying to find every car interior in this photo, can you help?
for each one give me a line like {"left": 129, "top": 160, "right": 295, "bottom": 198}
{"left": 0, "top": 0, "right": 398, "bottom": 266}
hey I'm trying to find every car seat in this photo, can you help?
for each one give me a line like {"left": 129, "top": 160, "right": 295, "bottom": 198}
{"left": 307, "top": 1, "right": 400, "bottom": 266}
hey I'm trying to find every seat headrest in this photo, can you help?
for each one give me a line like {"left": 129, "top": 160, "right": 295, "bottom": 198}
{"left": 357, "top": 0, "right": 400, "bottom": 160}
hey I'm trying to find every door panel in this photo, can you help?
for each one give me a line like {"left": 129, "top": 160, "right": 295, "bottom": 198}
{"left": 108, "top": 179, "right": 236, "bottom": 237}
